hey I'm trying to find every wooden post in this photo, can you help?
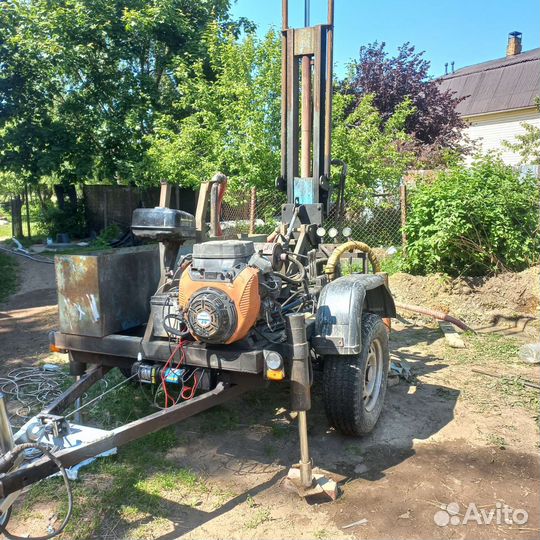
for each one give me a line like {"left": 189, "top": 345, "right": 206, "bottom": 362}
{"left": 249, "top": 187, "right": 256, "bottom": 235}
{"left": 24, "top": 182, "right": 31, "bottom": 239}
{"left": 159, "top": 181, "right": 172, "bottom": 208}
{"left": 195, "top": 182, "right": 211, "bottom": 243}
{"left": 103, "top": 188, "right": 108, "bottom": 229}
{"left": 400, "top": 181, "right": 407, "bottom": 253}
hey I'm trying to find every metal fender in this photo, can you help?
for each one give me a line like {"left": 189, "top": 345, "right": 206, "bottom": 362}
{"left": 311, "top": 274, "right": 396, "bottom": 355}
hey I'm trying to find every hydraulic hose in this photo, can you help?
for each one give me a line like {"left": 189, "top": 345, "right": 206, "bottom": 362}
{"left": 324, "top": 240, "right": 380, "bottom": 280}
{"left": 395, "top": 301, "right": 475, "bottom": 333}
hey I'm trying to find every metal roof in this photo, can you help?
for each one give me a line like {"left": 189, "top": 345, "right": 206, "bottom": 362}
{"left": 438, "top": 48, "right": 540, "bottom": 116}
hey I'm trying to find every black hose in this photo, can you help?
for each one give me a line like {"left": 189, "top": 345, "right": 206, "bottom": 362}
{"left": 162, "top": 314, "right": 190, "bottom": 339}
{"left": 0, "top": 246, "right": 54, "bottom": 265}
{"left": 0, "top": 443, "right": 72, "bottom": 540}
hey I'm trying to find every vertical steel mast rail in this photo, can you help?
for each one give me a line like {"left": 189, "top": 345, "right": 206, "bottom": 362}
{"left": 280, "top": 0, "right": 334, "bottom": 226}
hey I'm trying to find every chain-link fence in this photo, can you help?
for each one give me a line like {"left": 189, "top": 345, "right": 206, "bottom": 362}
{"left": 221, "top": 186, "right": 406, "bottom": 248}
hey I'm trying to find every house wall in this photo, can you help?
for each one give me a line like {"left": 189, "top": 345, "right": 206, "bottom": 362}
{"left": 463, "top": 107, "right": 540, "bottom": 165}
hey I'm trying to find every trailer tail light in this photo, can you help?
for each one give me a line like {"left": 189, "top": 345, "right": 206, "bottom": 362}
{"left": 264, "top": 352, "right": 285, "bottom": 381}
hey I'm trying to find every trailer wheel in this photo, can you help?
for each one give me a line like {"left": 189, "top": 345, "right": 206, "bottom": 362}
{"left": 322, "top": 313, "right": 389, "bottom": 436}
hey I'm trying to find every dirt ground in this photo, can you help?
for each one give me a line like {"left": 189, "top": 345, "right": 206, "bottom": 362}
{"left": 0, "top": 254, "right": 538, "bottom": 540}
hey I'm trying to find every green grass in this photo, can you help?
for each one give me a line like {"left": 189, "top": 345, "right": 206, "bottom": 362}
{"left": 12, "top": 369, "right": 209, "bottom": 538}
{"left": 447, "top": 333, "right": 539, "bottom": 414}
{"left": 0, "top": 252, "right": 18, "bottom": 302}
{"left": 244, "top": 508, "right": 272, "bottom": 529}
{"left": 0, "top": 222, "right": 11, "bottom": 240}
{"left": 0, "top": 221, "right": 45, "bottom": 245}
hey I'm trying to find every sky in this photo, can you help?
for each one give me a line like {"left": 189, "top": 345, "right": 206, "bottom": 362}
{"left": 231, "top": 0, "right": 540, "bottom": 78}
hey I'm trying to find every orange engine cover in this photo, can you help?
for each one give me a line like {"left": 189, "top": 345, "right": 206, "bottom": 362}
{"left": 178, "top": 266, "right": 261, "bottom": 344}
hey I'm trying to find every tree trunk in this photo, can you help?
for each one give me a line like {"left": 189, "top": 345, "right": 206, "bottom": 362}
{"left": 11, "top": 196, "right": 24, "bottom": 239}
{"left": 24, "top": 183, "right": 31, "bottom": 239}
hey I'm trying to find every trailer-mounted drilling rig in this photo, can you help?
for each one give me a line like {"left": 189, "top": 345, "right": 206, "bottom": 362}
{"left": 0, "top": 1, "right": 395, "bottom": 536}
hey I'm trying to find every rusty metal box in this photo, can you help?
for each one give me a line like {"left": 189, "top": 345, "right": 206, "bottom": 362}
{"left": 55, "top": 246, "right": 160, "bottom": 337}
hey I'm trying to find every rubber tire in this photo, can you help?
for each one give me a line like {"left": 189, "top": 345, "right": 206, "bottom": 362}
{"left": 322, "top": 313, "right": 390, "bottom": 436}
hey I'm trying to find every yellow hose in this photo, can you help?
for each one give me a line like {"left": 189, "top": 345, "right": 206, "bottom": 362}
{"left": 324, "top": 240, "right": 380, "bottom": 280}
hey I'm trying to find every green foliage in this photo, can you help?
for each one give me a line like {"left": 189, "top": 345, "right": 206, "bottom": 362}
{"left": 0, "top": 0, "right": 234, "bottom": 188}
{"left": 403, "top": 156, "right": 540, "bottom": 276}
{"left": 93, "top": 224, "right": 122, "bottom": 247}
{"left": 145, "top": 25, "right": 281, "bottom": 192}
{"left": 0, "top": 171, "right": 24, "bottom": 198}
{"left": 332, "top": 93, "right": 416, "bottom": 199}
{"left": 503, "top": 121, "right": 540, "bottom": 166}
{"left": 380, "top": 250, "right": 405, "bottom": 275}
{"left": 35, "top": 201, "right": 86, "bottom": 239}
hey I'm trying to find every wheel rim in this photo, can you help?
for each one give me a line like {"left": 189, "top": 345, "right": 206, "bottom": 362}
{"left": 363, "top": 338, "right": 383, "bottom": 412}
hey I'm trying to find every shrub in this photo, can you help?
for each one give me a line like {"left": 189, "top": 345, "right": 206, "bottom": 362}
{"left": 403, "top": 156, "right": 540, "bottom": 276}
{"left": 92, "top": 224, "right": 122, "bottom": 248}
{"left": 36, "top": 201, "right": 86, "bottom": 239}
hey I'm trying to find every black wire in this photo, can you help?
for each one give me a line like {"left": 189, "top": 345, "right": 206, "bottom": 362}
{"left": 0, "top": 443, "right": 73, "bottom": 540}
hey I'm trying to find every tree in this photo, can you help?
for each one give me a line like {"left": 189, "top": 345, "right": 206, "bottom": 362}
{"left": 332, "top": 92, "right": 416, "bottom": 198}
{"left": 145, "top": 26, "right": 281, "bottom": 192}
{"left": 344, "top": 42, "right": 466, "bottom": 164}
{"left": 0, "top": 0, "right": 238, "bottom": 190}
{"left": 502, "top": 98, "right": 540, "bottom": 166}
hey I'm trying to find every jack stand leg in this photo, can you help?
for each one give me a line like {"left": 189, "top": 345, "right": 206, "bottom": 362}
{"left": 284, "top": 314, "right": 338, "bottom": 500}
{"left": 297, "top": 410, "right": 313, "bottom": 488}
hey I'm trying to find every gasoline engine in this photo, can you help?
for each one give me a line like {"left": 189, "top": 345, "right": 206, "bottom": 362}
{"left": 157, "top": 240, "right": 302, "bottom": 346}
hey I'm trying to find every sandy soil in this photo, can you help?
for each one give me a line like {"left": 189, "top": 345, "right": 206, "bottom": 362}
{"left": 389, "top": 267, "right": 540, "bottom": 337}
{"left": 1, "top": 257, "right": 539, "bottom": 540}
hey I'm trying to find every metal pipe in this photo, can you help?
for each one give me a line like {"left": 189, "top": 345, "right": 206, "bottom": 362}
{"left": 324, "top": 1, "right": 334, "bottom": 176}
{"left": 297, "top": 411, "right": 312, "bottom": 487}
{"left": 282, "top": 0, "right": 288, "bottom": 30}
{"left": 0, "top": 394, "right": 14, "bottom": 456}
{"left": 301, "top": 55, "right": 312, "bottom": 178}
{"left": 395, "top": 302, "right": 475, "bottom": 333}
{"left": 74, "top": 377, "right": 82, "bottom": 425}
{"left": 304, "top": 0, "right": 310, "bottom": 27}
{"left": 281, "top": 2, "right": 288, "bottom": 179}
{"left": 328, "top": 0, "right": 334, "bottom": 25}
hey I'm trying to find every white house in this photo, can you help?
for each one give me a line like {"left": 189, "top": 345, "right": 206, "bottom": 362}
{"left": 439, "top": 32, "right": 540, "bottom": 167}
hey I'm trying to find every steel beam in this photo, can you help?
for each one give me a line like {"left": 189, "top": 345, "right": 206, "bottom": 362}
{"left": 0, "top": 376, "right": 261, "bottom": 498}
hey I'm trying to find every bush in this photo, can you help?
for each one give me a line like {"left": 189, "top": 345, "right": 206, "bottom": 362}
{"left": 92, "top": 224, "right": 121, "bottom": 248}
{"left": 36, "top": 201, "right": 86, "bottom": 239}
{"left": 403, "top": 156, "right": 540, "bottom": 276}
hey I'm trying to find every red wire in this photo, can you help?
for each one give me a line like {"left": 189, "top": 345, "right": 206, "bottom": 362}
{"left": 181, "top": 372, "right": 200, "bottom": 401}
{"left": 161, "top": 342, "right": 181, "bottom": 408}
{"left": 160, "top": 340, "right": 200, "bottom": 406}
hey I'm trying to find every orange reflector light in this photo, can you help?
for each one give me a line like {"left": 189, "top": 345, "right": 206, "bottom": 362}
{"left": 49, "top": 344, "right": 67, "bottom": 354}
{"left": 266, "top": 369, "right": 285, "bottom": 381}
